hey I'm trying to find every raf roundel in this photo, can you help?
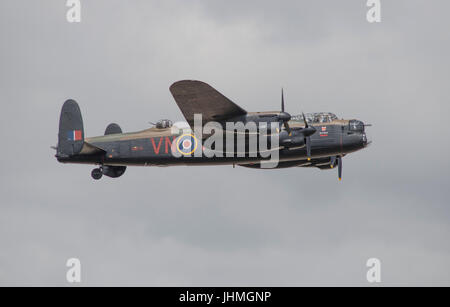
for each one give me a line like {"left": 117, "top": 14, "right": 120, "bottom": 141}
{"left": 176, "top": 134, "right": 198, "bottom": 155}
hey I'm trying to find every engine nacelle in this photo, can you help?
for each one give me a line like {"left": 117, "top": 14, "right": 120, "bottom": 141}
{"left": 279, "top": 131, "right": 306, "bottom": 148}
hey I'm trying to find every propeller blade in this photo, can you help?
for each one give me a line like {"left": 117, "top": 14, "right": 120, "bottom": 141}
{"left": 278, "top": 88, "right": 291, "bottom": 134}
{"left": 330, "top": 156, "right": 336, "bottom": 168}
{"left": 306, "top": 136, "right": 311, "bottom": 161}
{"left": 302, "top": 112, "right": 309, "bottom": 128}
{"left": 284, "top": 122, "right": 291, "bottom": 134}
{"left": 338, "top": 156, "right": 342, "bottom": 181}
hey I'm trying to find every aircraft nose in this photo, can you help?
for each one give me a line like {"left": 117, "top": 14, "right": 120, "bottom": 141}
{"left": 349, "top": 119, "right": 364, "bottom": 132}
{"left": 361, "top": 121, "right": 372, "bottom": 146}
{"left": 349, "top": 119, "right": 371, "bottom": 147}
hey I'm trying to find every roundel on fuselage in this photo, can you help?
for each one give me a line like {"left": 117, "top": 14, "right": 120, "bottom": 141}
{"left": 175, "top": 134, "right": 198, "bottom": 155}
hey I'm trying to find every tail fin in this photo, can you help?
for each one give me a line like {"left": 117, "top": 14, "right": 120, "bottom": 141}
{"left": 57, "top": 99, "right": 84, "bottom": 157}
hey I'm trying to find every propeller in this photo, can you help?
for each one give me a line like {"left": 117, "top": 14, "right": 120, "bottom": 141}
{"left": 305, "top": 136, "right": 311, "bottom": 159}
{"left": 337, "top": 156, "right": 343, "bottom": 181}
{"left": 278, "top": 88, "right": 291, "bottom": 134}
{"left": 277, "top": 89, "right": 316, "bottom": 161}
{"left": 301, "top": 112, "right": 316, "bottom": 161}
{"left": 329, "top": 156, "right": 343, "bottom": 181}
{"left": 330, "top": 156, "right": 336, "bottom": 168}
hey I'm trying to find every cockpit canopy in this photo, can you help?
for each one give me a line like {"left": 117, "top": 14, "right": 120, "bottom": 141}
{"left": 292, "top": 112, "right": 338, "bottom": 124}
{"left": 155, "top": 119, "right": 173, "bottom": 129}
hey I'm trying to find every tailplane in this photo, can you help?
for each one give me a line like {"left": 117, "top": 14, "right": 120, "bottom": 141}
{"left": 57, "top": 99, "right": 84, "bottom": 157}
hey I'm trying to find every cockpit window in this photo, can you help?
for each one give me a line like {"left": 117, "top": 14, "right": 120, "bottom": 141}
{"left": 292, "top": 112, "right": 338, "bottom": 124}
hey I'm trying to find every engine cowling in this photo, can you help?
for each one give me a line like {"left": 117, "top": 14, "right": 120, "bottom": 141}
{"left": 279, "top": 131, "right": 306, "bottom": 148}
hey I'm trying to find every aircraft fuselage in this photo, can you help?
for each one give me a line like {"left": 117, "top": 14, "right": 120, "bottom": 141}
{"left": 57, "top": 118, "right": 368, "bottom": 168}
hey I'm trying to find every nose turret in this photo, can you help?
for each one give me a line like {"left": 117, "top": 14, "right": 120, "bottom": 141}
{"left": 343, "top": 119, "right": 370, "bottom": 151}
{"left": 348, "top": 119, "right": 365, "bottom": 132}
{"left": 351, "top": 119, "right": 371, "bottom": 147}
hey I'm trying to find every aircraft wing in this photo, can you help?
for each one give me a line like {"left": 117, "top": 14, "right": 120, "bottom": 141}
{"left": 169, "top": 80, "right": 247, "bottom": 128}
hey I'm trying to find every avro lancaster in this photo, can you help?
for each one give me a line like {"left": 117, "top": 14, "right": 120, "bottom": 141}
{"left": 54, "top": 80, "right": 370, "bottom": 180}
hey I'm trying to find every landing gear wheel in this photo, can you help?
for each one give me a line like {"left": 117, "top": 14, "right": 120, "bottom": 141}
{"left": 91, "top": 168, "right": 103, "bottom": 180}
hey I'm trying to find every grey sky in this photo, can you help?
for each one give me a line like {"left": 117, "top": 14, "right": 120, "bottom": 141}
{"left": 0, "top": 0, "right": 449, "bottom": 285}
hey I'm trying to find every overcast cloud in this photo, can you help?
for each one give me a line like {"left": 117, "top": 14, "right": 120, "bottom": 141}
{"left": 0, "top": 0, "right": 450, "bottom": 286}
